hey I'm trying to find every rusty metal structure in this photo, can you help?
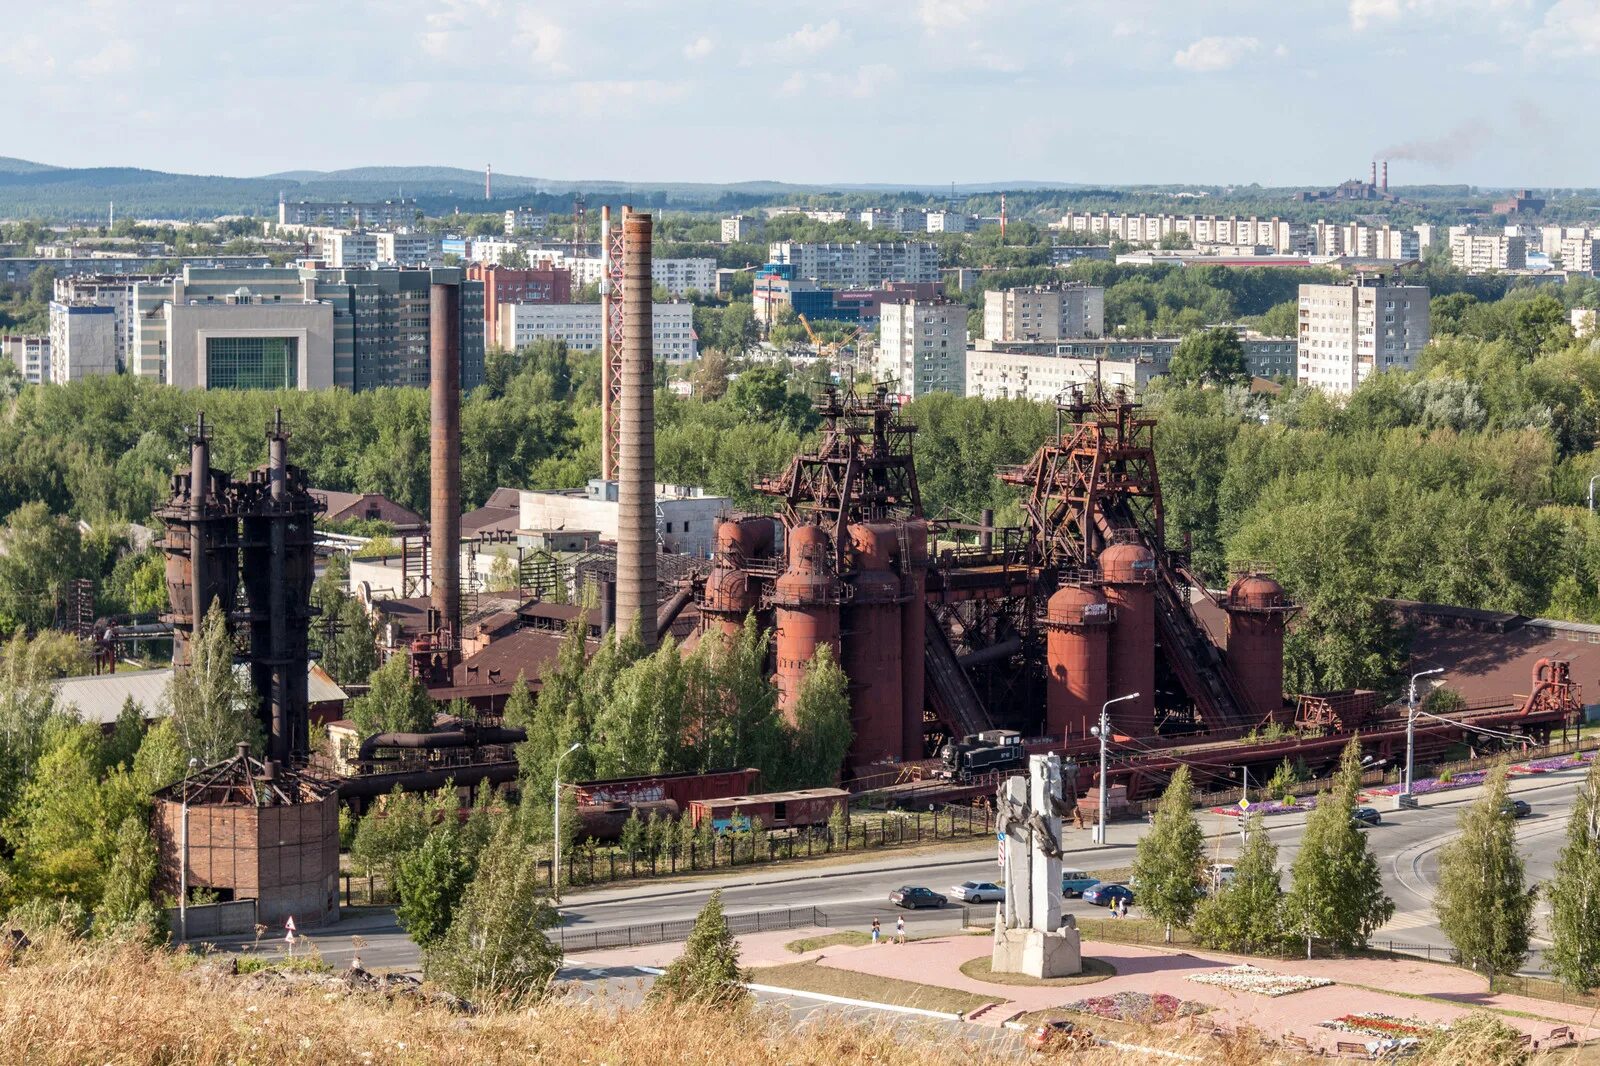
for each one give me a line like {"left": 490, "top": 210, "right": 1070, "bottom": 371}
{"left": 599, "top": 204, "right": 627, "bottom": 481}
{"left": 158, "top": 411, "right": 325, "bottom": 764}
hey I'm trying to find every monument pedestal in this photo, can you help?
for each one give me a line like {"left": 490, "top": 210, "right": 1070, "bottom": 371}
{"left": 991, "top": 919, "right": 1083, "bottom": 979}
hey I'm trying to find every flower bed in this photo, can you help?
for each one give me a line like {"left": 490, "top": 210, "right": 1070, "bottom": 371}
{"left": 1062, "top": 990, "right": 1208, "bottom": 1022}
{"left": 1371, "top": 769, "right": 1489, "bottom": 797}
{"left": 1320, "top": 1012, "right": 1443, "bottom": 1038}
{"left": 1212, "top": 796, "right": 1320, "bottom": 818}
{"left": 1515, "top": 751, "right": 1597, "bottom": 774}
{"left": 1187, "top": 964, "right": 1333, "bottom": 997}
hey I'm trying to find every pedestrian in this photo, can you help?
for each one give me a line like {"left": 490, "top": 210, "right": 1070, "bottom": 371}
{"left": 1118, "top": 897, "right": 1129, "bottom": 919}
{"left": 871, "top": 917, "right": 881, "bottom": 945}
{"left": 1109, "top": 896, "right": 1120, "bottom": 919}
{"left": 896, "top": 915, "right": 906, "bottom": 943}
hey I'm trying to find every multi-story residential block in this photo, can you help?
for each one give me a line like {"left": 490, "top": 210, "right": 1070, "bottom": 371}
{"left": 1051, "top": 211, "right": 1311, "bottom": 254}
{"left": 964, "top": 329, "right": 1297, "bottom": 398}
{"left": 498, "top": 302, "right": 698, "bottom": 363}
{"left": 562, "top": 256, "right": 716, "bottom": 297}
{"left": 721, "top": 215, "right": 762, "bottom": 243}
{"left": 279, "top": 197, "right": 417, "bottom": 228}
{"left": 53, "top": 273, "right": 166, "bottom": 370}
{"left": 767, "top": 241, "right": 942, "bottom": 287}
{"left": 133, "top": 266, "right": 483, "bottom": 391}
{"left": 966, "top": 352, "right": 1153, "bottom": 403}
{"left": 468, "top": 263, "right": 573, "bottom": 348}
{"left": 48, "top": 302, "right": 117, "bottom": 383}
{"left": 161, "top": 286, "right": 337, "bottom": 390}
{"left": 0, "top": 334, "right": 49, "bottom": 384}
{"left": 860, "top": 207, "right": 927, "bottom": 233}
{"left": 983, "top": 284, "right": 1104, "bottom": 341}
{"left": 925, "top": 211, "right": 973, "bottom": 234}
{"left": 1448, "top": 230, "right": 1527, "bottom": 272}
{"left": 503, "top": 206, "right": 547, "bottom": 237}
{"left": 1298, "top": 277, "right": 1430, "bottom": 395}
{"left": 1313, "top": 222, "right": 1419, "bottom": 260}
{"left": 875, "top": 298, "right": 966, "bottom": 397}
{"left": 1558, "top": 236, "right": 1600, "bottom": 274}
{"left": 320, "top": 230, "right": 380, "bottom": 268}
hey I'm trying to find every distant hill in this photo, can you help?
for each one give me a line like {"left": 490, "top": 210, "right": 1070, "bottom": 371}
{"left": 0, "top": 157, "right": 62, "bottom": 175}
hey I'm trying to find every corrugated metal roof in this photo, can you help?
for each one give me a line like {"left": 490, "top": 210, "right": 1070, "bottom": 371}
{"left": 52, "top": 664, "right": 347, "bottom": 725}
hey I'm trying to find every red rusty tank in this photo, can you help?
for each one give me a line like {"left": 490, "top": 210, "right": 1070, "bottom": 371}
{"left": 1045, "top": 583, "right": 1112, "bottom": 740}
{"left": 715, "top": 516, "right": 776, "bottom": 560}
{"left": 1099, "top": 541, "right": 1157, "bottom": 736}
{"left": 844, "top": 523, "right": 904, "bottom": 767}
{"left": 772, "top": 524, "right": 841, "bottom": 718}
{"left": 701, "top": 564, "right": 756, "bottom": 643}
{"left": 898, "top": 519, "right": 929, "bottom": 761}
{"left": 1225, "top": 573, "right": 1291, "bottom": 721}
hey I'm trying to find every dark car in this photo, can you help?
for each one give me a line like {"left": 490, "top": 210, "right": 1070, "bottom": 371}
{"left": 1502, "top": 798, "right": 1532, "bottom": 819}
{"left": 1081, "top": 883, "right": 1134, "bottom": 908}
{"left": 889, "top": 886, "right": 947, "bottom": 909}
{"left": 1352, "top": 807, "right": 1382, "bottom": 828}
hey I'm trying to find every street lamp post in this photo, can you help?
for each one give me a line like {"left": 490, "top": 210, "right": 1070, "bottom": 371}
{"left": 552, "top": 741, "right": 582, "bottom": 904}
{"left": 1089, "top": 693, "right": 1140, "bottom": 845}
{"left": 1402, "top": 668, "right": 1444, "bottom": 804}
{"left": 177, "top": 756, "right": 200, "bottom": 942}
{"left": 1588, "top": 475, "right": 1600, "bottom": 513}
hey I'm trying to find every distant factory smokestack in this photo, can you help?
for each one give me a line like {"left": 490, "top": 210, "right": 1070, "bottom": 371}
{"left": 484, "top": 163, "right": 492, "bottom": 201}
{"left": 1370, "top": 160, "right": 1377, "bottom": 188}
{"left": 430, "top": 281, "right": 462, "bottom": 647}
{"left": 1382, "top": 160, "right": 1389, "bottom": 193}
{"left": 616, "top": 211, "right": 657, "bottom": 650}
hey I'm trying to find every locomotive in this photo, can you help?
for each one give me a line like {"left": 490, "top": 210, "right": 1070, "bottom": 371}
{"left": 938, "top": 729, "right": 1027, "bottom": 780}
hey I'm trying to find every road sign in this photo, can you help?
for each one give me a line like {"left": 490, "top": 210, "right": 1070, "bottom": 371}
{"left": 1238, "top": 798, "right": 1251, "bottom": 812}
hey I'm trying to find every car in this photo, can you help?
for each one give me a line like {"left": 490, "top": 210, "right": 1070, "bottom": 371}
{"left": 1081, "top": 883, "right": 1134, "bottom": 908}
{"left": 1352, "top": 807, "right": 1382, "bottom": 828}
{"left": 1502, "top": 798, "right": 1532, "bottom": 819}
{"left": 950, "top": 880, "right": 1005, "bottom": 903}
{"left": 1205, "top": 863, "right": 1236, "bottom": 891}
{"left": 1060, "top": 871, "right": 1100, "bottom": 898}
{"left": 889, "top": 886, "right": 947, "bottom": 909}
{"left": 1024, "top": 1019, "right": 1091, "bottom": 1053}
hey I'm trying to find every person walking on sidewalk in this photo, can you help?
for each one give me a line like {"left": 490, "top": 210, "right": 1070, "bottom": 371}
{"left": 871, "top": 917, "right": 881, "bottom": 944}
{"left": 896, "top": 916, "right": 906, "bottom": 943}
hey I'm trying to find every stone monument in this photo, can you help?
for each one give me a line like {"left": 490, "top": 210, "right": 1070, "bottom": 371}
{"left": 991, "top": 752, "right": 1083, "bottom": 978}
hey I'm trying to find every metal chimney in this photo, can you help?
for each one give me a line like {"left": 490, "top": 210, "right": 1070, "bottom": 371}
{"left": 1370, "top": 160, "right": 1377, "bottom": 188}
{"left": 429, "top": 281, "right": 462, "bottom": 648}
{"left": 1382, "top": 161, "right": 1389, "bottom": 193}
{"left": 616, "top": 212, "right": 657, "bottom": 650}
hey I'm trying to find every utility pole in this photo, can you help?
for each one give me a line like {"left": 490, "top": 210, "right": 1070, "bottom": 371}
{"left": 1402, "top": 668, "right": 1444, "bottom": 805}
{"left": 552, "top": 741, "right": 582, "bottom": 904}
{"left": 1090, "top": 693, "right": 1139, "bottom": 845}
{"left": 1588, "top": 474, "right": 1599, "bottom": 512}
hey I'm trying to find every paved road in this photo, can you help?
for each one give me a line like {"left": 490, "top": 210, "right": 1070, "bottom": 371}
{"left": 201, "top": 763, "right": 1588, "bottom": 978}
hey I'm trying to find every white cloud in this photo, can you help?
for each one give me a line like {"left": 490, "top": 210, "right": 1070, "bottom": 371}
{"left": 1350, "top": 0, "right": 1402, "bottom": 29}
{"left": 918, "top": 0, "right": 991, "bottom": 31}
{"left": 1463, "top": 58, "right": 1500, "bottom": 74}
{"left": 1530, "top": 0, "right": 1600, "bottom": 55}
{"left": 783, "top": 20, "right": 844, "bottom": 55}
{"left": 75, "top": 40, "right": 137, "bottom": 77}
{"left": 781, "top": 63, "right": 896, "bottom": 100}
{"left": 418, "top": 2, "right": 569, "bottom": 73}
{"left": 683, "top": 35, "right": 714, "bottom": 60}
{"left": 1352, "top": 0, "right": 1534, "bottom": 31}
{"left": 1172, "top": 36, "right": 1261, "bottom": 73}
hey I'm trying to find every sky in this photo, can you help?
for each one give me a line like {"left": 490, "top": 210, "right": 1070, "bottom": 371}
{"left": 4, "top": 0, "right": 1599, "bottom": 188}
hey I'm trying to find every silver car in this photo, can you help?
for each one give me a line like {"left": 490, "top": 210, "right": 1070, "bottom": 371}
{"left": 950, "top": 880, "right": 1006, "bottom": 903}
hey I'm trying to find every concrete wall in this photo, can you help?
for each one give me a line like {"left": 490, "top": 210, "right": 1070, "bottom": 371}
{"left": 167, "top": 898, "right": 258, "bottom": 940}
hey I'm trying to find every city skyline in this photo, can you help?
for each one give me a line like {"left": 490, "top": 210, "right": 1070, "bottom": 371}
{"left": 4, "top": 0, "right": 1598, "bottom": 188}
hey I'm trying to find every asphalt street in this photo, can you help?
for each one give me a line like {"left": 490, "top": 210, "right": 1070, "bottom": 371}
{"left": 201, "top": 763, "right": 1589, "bottom": 980}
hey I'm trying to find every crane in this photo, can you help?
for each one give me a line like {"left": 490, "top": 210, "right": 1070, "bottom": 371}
{"left": 797, "top": 313, "right": 863, "bottom": 377}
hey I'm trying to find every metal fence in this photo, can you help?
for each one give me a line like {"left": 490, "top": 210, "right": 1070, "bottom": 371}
{"left": 556, "top": 905, "right": 830, "bottom": 953}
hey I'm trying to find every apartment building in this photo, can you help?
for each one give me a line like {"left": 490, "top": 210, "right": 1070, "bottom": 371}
{"left": 926, "top": 211, "right": 973, "bottom": 234}
{"left": 48, "top": 302, "right": 117, "bottom": 383}
{"left": 965, "top": 329, "right": 1296, "bottom": 396}
{"left": 983, "top": 284, "right": 1104, "bottom": 341}
{"left": 1313, "top": 222, "right": 1419, "bottom": 260}
{"left": 562, "top": 256, "right": 716, "bottom": 298}
{"left": 966, "top": 352, "right": 1153, "bottom": 403}
{"left": 860, "top": 207, "right": 927, "bottom": 233}
{"left": 279, "top": 198, "right": 417, "bottom": 227}
{"left": 1298, "top": 277, "right": 1430, "bottom": 395}
{"left": 1448, "top": 230, "right": 1527, "bottom": 272}
{"left": 874, "top": 298, "right": 965, "bottom": 397}
{"left": 503, "top": 206, "right": 547, "bottom": 237}
{"left": 53, "top": 273, "right": 167, "bottom": 370}
{"left": 1, "top": 334, "right": 48, "bottom": 384}
{"left": 1558, "top": 236, "right": 1600, "bottom": 274}
{"left": 498, "top": 302, "right": 698, "bottom": 363}
{"left": 721, "top": 215, "right": 762, "bottom": 243}
{"left": 320, "top": 230, "right": 380, "bottom": 268}
{"left": 468, "top": 263, "right": 573, "bottom": 348}
{"left": 767, "top": 241, "right": 942, "bottom": 287}
{"left": 1051, "top": 211, "right": 1310, "bottom": 254}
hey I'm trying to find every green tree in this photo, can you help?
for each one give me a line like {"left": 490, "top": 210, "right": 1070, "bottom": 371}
{"left": 395, "top": 827, "right": 469, "bottom": 949}
{"left": 649, "top": 889, "right": 751, "bottom": 1008}
{"left": 348, "top": 652, "right": 435, "bottom": 738}
{"left": 425, "top": 819, "right": 563, "bottom": 1006}
{"left": 1191, "top": 811, "right": 1284, "bottom": 953}
{"left": 1284, "top": 737, "right": 1394, "bottom": 953}
{"left": 166, "top": 601, "right": 259, "bottom": 765}
{"left": 93, "top": 813, "right": 163, "bottom": 940}
{"left": 1131, "top": 765, "right": 1206, "bottom": 941}
{"left": 1543, "top": 754, "right": 1600, "bottom": 992}
{"left": 3, "top": 723, "right": 114, "bottom": 906}
{"left": 100, "top": 697, "right": 145, "bottom": 773}
{"left": 776, "top": 643, "right": 852, "bottom": 790}
{"left": 1168, "top": 327, "right": 1248, "bottom": 387}
{"left": 1434, "top": 765, "right": 1536, "bottom": 980}
{"left": 349, "top": 786, "right": 451, "bottom": 880}
{"left": 0, "top": 503, "right": 85, "bottom": 631}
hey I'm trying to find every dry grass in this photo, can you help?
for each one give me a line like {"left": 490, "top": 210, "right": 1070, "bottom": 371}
{"left": 786, "top": 931, "right": 873, "bottom": 953}
{"left": 957, "top": 954, "right": 1117, "bottom": 987}
{"left": 750, "top": 959, "right": 995, "bottom": 1015}
{"left": 0, "top": 932, "right": 1580, "bottom": 1066}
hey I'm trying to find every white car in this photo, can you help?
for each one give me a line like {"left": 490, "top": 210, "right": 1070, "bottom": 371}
{"left": 950, "top": 880, "right": 1006, "bottom": 903}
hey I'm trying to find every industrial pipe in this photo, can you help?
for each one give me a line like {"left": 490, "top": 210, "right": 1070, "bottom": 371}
{"left": 429, "top": 281, "right": 462, "bottom": 647}
{"left": 616, "top": 211, "right": 657, "bottom": 650}
{"left": 956, "top": 636, "right": 1023, "bottom": 670}
{"left": 336, "top": 760, "right": 520, "bottom": 802}
{"left": 979, "top": 508, "right": 994, "bottom": 552}
{"left": 657, "top": 587, "right": 694, "bottom": 634}
{"left": 356, "top": 725, "right": 528, "bottom": 763}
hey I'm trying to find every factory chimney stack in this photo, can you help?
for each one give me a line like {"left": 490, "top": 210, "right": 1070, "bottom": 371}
{"left": 617, "top": 211, "right": 658, "bottom": 650}
{"left": 429, "top": 281, "right": 462, "bottom": 648}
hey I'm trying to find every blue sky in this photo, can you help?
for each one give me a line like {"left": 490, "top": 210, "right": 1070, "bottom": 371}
{"left": 5, "top": 0, "right": 1598, "bottom": 187}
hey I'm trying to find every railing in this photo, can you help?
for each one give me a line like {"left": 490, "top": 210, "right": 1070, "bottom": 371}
{"left": 556, "top": 905, "right": 830, "bottom": 953}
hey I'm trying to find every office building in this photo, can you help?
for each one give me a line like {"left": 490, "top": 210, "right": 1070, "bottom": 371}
{"left": 721, "top": 215, "right": 762, "bottom": 242}
{"left": 162, "top": 287, "right": 336, "bottom": 390}
{"left": 1298, "top": 277, "right": 1430, "bottom": 395}
{"left": 983, "top": 284, "right": 1104, "bottom": 341}
{"left": 1, "top": 334, "right": 48, "bottom": 384}
{"left": 503, "top": 206, "right": 548, "bottom": 237}
{"left": 48, "top": 302, "right": 118, "bottom": 383}
{"left": 767, "top": 241, "right": 942, "bottom": 287}
{"left": 874, "top": 298, "right": 965, "bottom": 397}
{"left": 133, "top": 266, "right": 483, "bottom": 391}
{"left": 498, "top": 302, "right": 698, "bottom": 363}
{"left": 468, "top": 263, "right": 573, "bottom": 349}
{"left": 279, "top": 198, "right": 417, "bottom": 228}
{"left": 1448, "top": 230, "right": 1527, "bottom": 272}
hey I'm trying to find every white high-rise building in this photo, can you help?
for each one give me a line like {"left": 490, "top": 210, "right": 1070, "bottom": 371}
{"left": 562, "top": 256, "right": 716, "bottom": 297}
{"left": 767, "top": 242, "right": 942, "bottom": 287}
{"left": 1448, "top": 230, "right": 1527, "bottom": 273}
{"left": 875, "top": 298, "right": 966, "bottom": 397}
{"left": 499, "top": 302, "right": 698, "bottom": 363}
{"left": 0, "top": 334, "right": 49, "bottom": 384}
{"left": 48, "top": 302, "right": 118, "bottom": 383}
{"left": 1297, "top": 277, "right": 1430, "bottom": 396}
{"left": 1558, "top": 236, "right": 1600, "bottom": 274}
{"left": 52, "top": 273, "right": 163, "bottom": 370}
{"left": 926, "top": 211, "right": 973, "bottom": 234}
{"left": 983, "top": 284, "right": 1104, "bottom": 341}
{"left": 721, "top": 215, "right": 761, "bottom": 242}
{"left": 503, "top": 207, "right": 547, "bottom": 236}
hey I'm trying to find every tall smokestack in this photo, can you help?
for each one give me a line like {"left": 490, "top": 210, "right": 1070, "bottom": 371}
{"left": 1382, "top": 160, "right": 1389, "bottom": 193}
{"left": 1371, "top": 160, "right": 1377, "bottom": 188}
{"left": 430, "top": 281, "right": 462, "bottom": 647}
{"left": 617, "top": 211, "right": 657, "bottom": 650}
